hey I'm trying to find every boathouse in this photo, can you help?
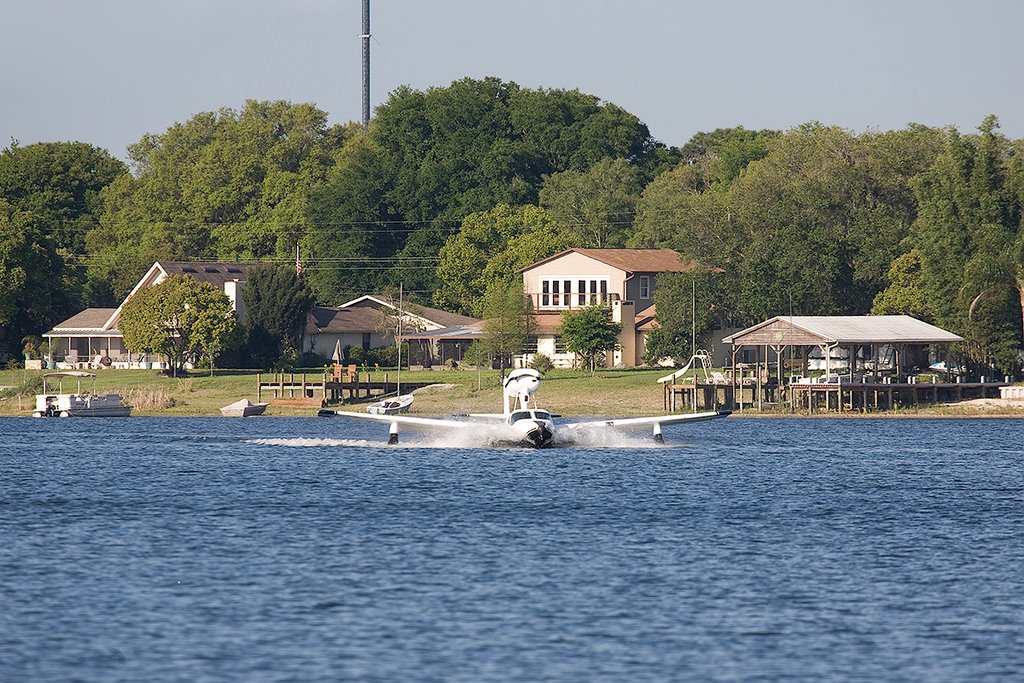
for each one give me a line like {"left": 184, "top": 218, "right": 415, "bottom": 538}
{"left": 712, "top": 314, "right": 1013, "bottom": 411}
{"left": 658, "top": 314, "right": 1011, "bottom": 412}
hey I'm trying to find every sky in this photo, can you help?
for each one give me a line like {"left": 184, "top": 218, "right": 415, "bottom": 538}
{"left": 3, "top": 0, "right": 1023, "bottom": 160}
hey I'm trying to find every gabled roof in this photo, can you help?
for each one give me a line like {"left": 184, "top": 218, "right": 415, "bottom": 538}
{"left": 43, "top": 308, "right": 119, "bottom": 336}
{"left": 519, "top": 249, "right": 696, "bottom": 274}
{"left": 723, "top": 315, "right": 964, "bottom": 345}
{"left": 157, "top": 261, "right": 251, "bottom": 287}
{"left": 308, "top": 298, "right": 480, "bottom": 335}
{"left": 110, "top": 261, "right": 254, "bottom": 329}
{"left": 306, "top": 306, "right": 381, "bottom": 334}
{"left": 339, "top": 295, "right": 480, "bottom": 329}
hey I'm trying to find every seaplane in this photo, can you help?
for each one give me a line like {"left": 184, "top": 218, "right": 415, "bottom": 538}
{"left": 317, "top": 368, "right": 729, "bottom": 448}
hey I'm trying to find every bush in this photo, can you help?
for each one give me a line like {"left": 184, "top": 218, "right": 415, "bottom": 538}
{"left": 529, "top": 353, "right": 554, "bottom": 374}
{"left": 300, "top": 351, "right": 329, "bottom": 367}
{"left": 0, "top": 376, "right": 43, "bottom": 399}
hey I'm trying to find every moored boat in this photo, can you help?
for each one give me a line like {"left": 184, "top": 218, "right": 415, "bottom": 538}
{"left": 33, "top": 372, "right": 132, "bottom": 417}
{"left": 366, "top": 394, "right": 414, "bottom": 415}
{"left": 220, "top": 398, "right": 269, "bottom": 417}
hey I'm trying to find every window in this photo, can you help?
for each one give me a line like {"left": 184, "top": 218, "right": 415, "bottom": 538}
{"left": 538, "top": 277, "right": 611, "bottom": 309}
{"left": 554, "top": 335, "right": 566, "bottom": 354}
{"left": 639, "top": 275, "right": 651, "bottom": 299}
{"left": 523, "top": 335, "right": 539, "bottom": 354}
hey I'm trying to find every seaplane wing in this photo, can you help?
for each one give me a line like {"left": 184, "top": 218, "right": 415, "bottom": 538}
{"left": 566, "top": 410, "right": 729, "bottom": 432}
{"left": 563, "top": 410, "right": 730, "bottom": 444}
{"left": 318, "top": 409, "right": 470, "bottom": 433}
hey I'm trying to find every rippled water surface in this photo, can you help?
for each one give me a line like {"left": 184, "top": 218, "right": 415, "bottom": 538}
{"left": 2, "top": 416, "right": 1023, "bottom": 681}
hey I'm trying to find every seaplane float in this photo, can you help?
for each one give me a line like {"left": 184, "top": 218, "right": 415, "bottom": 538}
{"left": 317, "top": 368, "right": 729, "bottom": 448}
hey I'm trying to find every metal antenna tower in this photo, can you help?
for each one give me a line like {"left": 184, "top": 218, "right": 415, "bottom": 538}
{"left": 361, "top": 0, "right": 370, "bottom": 128}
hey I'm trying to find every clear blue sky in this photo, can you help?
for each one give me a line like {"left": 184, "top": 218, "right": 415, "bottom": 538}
{"left": 3, "top": 0, "right": 1022, "bottom": 159}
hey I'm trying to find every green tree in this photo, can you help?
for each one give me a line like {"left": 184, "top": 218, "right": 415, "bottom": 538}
{"left": 435, "top": 204, "right": 569, "bottom": 314}
{"left": 0, "top": 140, "right": 127, "bottom": 306}
{"left": 0, "top": 200, "right": 74, "bottom": 356}
{"left": 644, "top": 270, "right": 728, "bottom": 365}
{"left": 480, "top": 279, "right": 534, "bottom": 378}
{"left": 557, "top": 305, "right": 622, "bottom": 374}
{"left": 119, "top": 275, "right": 237, "bottom": 376}
{"left": 539, "top": 157, "right": 643, "bottom": 247}
{"left": 910, "top": 117, "right": 1023, "bottom": 373}
{"left": 241, "top": 263, "right": 316, "bottom": 369}
{"left": 90, "top": 100, "right": 347, "bottom": 301}
{"left": 871, "top": 250, "right": 932, "bottom": 318}
{"left": 676, "top": 126, "right": 778, "bottom": 184}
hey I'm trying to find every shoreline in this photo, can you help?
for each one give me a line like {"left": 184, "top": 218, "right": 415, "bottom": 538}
{"left": 2, "top": 368, "right": 1023, "bottom": 419}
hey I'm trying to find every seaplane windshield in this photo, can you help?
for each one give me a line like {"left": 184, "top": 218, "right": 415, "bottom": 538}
{"left": 510, "top": 410, "right": 551, "bottom": 423}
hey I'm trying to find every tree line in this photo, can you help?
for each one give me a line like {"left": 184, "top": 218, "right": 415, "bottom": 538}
{"left": 2, "top": 76, "right": 1022, "bottom": 374}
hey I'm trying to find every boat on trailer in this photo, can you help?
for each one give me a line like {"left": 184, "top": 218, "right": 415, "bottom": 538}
{"left": 33, "top": 371, "right": 132, "bottom": 418}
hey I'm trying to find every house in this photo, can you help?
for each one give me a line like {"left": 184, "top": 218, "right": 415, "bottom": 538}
{"left": 304, "top": 295, "right": 480, "bottom": 364}
{"left": 518, "top": 248, "right": 696, "bottom": 368}
{"left": 43, "top": 261, "right": 252, "bottom": 369}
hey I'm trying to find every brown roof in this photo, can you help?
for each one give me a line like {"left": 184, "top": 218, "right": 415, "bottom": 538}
{"left": 307, "top": 301, "right": 480, "bottom": 335}
{"left": 306, "top": 306, "right": 381, "bottom": 334}
{"left": 636, "top": 304, "right": 658, "bottom": 331}
{"left": 413, "top": 304, "right": 479, "bottom": 328}
{"left": 46, "top": 308, "right": 118, "bottom": 333}
{"left": 157, "top": 262, "right": 252, "bottom": 287}
{"left": 341, "top": 296, "right": 480, "bottom": 328}
{"left": 520, "top": 249, "right": 696, "bottom": 274}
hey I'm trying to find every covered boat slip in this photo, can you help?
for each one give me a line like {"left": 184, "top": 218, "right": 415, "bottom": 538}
{"left": 669, "top": 315, "right": 1004, "bottom": 412}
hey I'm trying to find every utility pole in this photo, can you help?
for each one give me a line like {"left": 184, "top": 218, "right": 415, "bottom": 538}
{"left": 361, "top": 0, "right": 370, "bottom": 128}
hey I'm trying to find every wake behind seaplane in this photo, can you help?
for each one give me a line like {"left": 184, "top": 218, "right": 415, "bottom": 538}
{"left": 317, "top": 368, "right": 729, "bottom": 448}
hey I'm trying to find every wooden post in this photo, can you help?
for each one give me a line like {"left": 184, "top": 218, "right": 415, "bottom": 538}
{"left": 257, "top": 372, "right": 262, "bottom": 403}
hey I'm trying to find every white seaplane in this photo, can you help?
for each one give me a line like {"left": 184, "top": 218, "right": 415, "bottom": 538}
{"left": 317, "top": 368, "right": 729, "bottom": 448}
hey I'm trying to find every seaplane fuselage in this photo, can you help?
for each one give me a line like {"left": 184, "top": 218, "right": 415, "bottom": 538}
{"left": 507, "top": 408, "right": 556, "bottom": 448}
{"left": 317, "top": 367, "right": 729, "bottom": 447}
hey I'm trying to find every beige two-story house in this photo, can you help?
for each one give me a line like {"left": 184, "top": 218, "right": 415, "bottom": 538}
{"left": 518, "top": 248, "right": 695, "bottom": 368}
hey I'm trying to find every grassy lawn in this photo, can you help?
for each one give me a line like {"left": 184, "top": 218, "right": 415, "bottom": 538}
{"left": 5, "top": 366, "right": 1015, "bottom": 418}
{"left": 0, "top": 366, "right": 673, "bottom": 417}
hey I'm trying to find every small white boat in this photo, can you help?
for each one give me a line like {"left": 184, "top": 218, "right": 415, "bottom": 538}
{"left": 33, "top": 371, "right": 132, "bottom": 418}
{"left": 366, "top": 394, "right": 414, "bottom": 415}
{"left": 220, "top": 398, "right": 268, "bottom": 417}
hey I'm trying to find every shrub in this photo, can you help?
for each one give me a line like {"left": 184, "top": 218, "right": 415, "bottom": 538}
{"left": 529, "top": 353, "right": 554, "bottom": 374}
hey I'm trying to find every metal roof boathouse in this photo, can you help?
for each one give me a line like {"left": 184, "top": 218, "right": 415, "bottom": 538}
{"left": 706, "top": 315, "right": 1005, "bottom": 412}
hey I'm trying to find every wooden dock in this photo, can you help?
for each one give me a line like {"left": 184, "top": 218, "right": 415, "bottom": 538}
{"left": 787, "top": 379, "right": 1007, "bottom": 413}
{"left": 257, "top": 368, "right": 434, "bottom": 407}
{"left": 663, "top": 373, "right": 1009, "bottom": 413}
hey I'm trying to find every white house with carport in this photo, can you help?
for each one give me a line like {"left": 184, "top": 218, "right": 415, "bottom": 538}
{"left": 304, "top": 295, "right": 480, "bottom": 364}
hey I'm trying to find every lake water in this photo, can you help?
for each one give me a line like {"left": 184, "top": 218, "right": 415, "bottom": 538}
{"left": 1, "top": 415, "right": 1022, "bottom": 682}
